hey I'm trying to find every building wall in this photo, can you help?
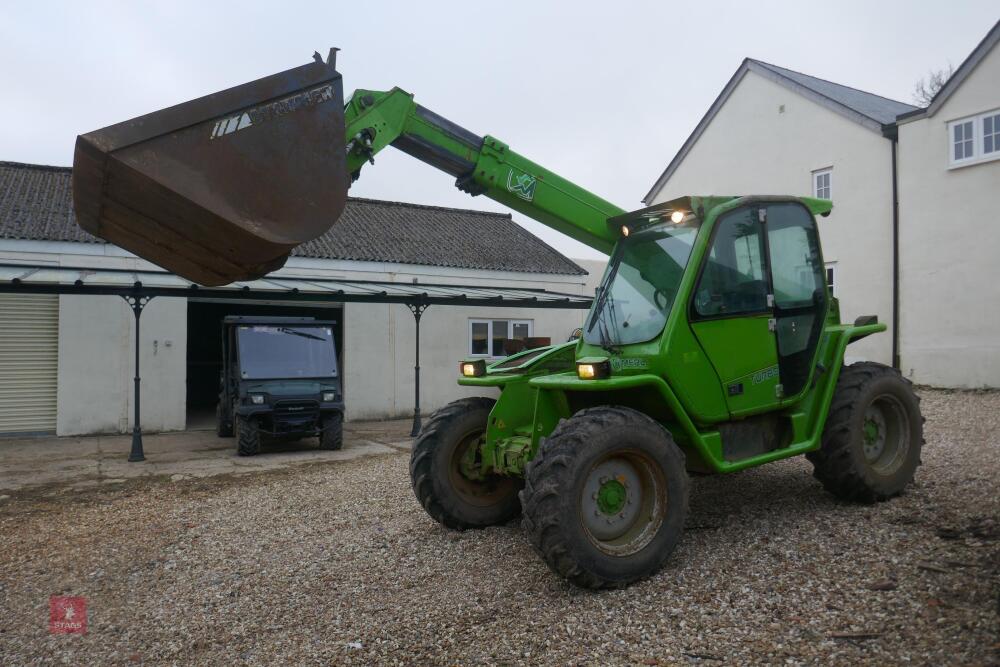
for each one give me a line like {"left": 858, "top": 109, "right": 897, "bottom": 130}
{"left": 0, "top": 239, "right": 595, "bottom": 432}
{"left": 56, "top": 295, "right": 187, "bottom": 435}
{"left": 897, "top": 43, "right": 1000, "bottom": 387}
{"left": 648, "top": 71, "right": 896, "bottom": 364}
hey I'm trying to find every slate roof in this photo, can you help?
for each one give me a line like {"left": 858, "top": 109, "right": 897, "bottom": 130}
{"left": 750, "top": 60, "right": 917, "bottom": 125}
{"left": 643, "top": 58, "right": 918, "bottom": 204}
{"left": 0, "top": 161, "right": 585, "bottom": 276}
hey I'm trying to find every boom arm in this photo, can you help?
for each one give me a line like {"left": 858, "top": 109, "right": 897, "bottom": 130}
{"left": 342, "top": 88, "right": 624, "bottom": 254}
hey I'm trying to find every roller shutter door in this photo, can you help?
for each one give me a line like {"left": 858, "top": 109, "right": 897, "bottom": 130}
{"left": 0, "top": 294, "right": 59, "bottom": 434}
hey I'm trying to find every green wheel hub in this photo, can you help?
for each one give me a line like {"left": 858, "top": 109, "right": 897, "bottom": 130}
{"left": 860, "top": 394, "right": 910, "bottom": 473}
{"left": 579, "top": 453, "right": 667, "bottom": 556}
{"left": 596, "top": 478, "right": 627, "bottom": 515}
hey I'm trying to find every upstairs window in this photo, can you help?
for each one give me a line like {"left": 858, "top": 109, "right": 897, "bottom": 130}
{"left": 984, "top": 112, "right": 1000, "bottom": 155}
{"left": 953, "top": 120, "right": 974, "bottom": 161}
{"left": 948, "top": 109, "right": 1000, "bottom": 167}
{"left": 812, "top": 168, "right": 832, "bottom": 200}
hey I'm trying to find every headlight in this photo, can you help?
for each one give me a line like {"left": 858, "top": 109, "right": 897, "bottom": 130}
{"left": 460, "top": 360, "right": 487, "bottom": 377}
{"left": 577, "top": 359, "right": 611, "bottom": 380}
{"left": 322, "top": 391, "right": 336, "bottom": 402}
{"left": 250, "top": 393, "right": 265, "bottom": 405}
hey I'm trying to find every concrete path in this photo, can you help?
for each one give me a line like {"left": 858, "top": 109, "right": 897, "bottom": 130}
{"left": 0, "top": 419, "right": 415, "bottom": 494}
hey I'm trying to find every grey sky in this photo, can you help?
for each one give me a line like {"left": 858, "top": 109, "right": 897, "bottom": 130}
{"left": 2, "top": 1, "right": 995, "bottom": 260}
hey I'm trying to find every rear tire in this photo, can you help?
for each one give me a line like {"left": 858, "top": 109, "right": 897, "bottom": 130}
{"left": 520, "top": 406, "right": 688, "bottom": 589}
{"left": 216, "top": 398, "right": 233, "bottom": 438}
{"left": 236, "top": 415, "right": 262, "bottom": 456}
{"left": 319, "top": 412, "right": 344, "bottom": 450}
{"left": 410, "top": 397, "right": 521, "bottom": 530}
{"left": 807, "top": 362, "right": 924, "bottom": 503}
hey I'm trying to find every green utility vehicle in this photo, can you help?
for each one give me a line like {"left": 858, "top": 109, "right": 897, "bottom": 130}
{"left": 216, "top": 316, "right": 344, "bottom": 456}
{"left": 72, "top": 50, "right": 924, "bottom": 588}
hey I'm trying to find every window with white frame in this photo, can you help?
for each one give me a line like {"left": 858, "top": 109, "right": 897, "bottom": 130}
{"left": 984, "top": 111, "right": 1000, "bottom": 155}
{"left": 953, "top": 119, "right": 974, "bottom": 162}
{"left": 948, "top": 109, "right": 1000, "bottom": 167}
{"left": 812, "top": 168, "right": 832, "bottom": 200}
{"left": 469, "top": 319, "right": 533, "bottom": 357}
{"left": 824, "top": 262, "right": 837, "bottom": 298}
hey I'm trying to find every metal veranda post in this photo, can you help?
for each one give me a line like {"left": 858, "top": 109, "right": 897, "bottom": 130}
{"left": 407, "top": 301, "right": 428, "bottom": 437}
{"left": 123, "top": 293, "right": 152, "bottom": 462}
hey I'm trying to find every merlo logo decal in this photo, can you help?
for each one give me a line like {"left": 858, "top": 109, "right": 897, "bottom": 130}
{"left": 507, "top": 171, "right": 537, "bottom": 202}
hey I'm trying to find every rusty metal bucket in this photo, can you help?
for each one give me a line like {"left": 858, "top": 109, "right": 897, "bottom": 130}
{"left": 73, "top": 51, "right": 347, "bottom": 286}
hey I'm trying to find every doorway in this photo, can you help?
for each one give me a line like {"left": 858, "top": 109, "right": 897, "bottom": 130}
{"left": 185, "top": 300, "right": 343, "bottom": 430}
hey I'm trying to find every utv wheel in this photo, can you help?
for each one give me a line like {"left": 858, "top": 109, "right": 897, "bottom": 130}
{"left": 215, "top": 399, "right": 233, "bottom": 438}
{"left": 236, "top": 415, "right": 262, "bottom": 456}
{"left": 319, "top": 412, "right": 344, "bottom": 451}
{"left": 520, "top": 407, "right": 689, "bottom": 589}
{"left": 410, "top": 397, "right": 521, "bottom": 529}
{"left": 807, "top": 362, "right": 924, "bottom": 503}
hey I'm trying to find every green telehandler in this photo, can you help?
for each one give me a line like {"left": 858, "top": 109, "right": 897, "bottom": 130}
{"left": 72, "top": 50, "right": 924, "bottom": 588}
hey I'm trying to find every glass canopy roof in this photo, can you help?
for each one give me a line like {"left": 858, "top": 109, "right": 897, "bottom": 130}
{"left": 0, "top": 263, "right": 593, "bottom": 309}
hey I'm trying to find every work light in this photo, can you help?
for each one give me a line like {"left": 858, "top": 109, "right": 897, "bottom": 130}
{"left": 670, "top": 210, "right": 685, "bottom": 224}
{"left": 460, "top": 360, "right": 487, "bottom": 377}
{"left": 577, "top": 359, "right": 611, "bottom": 380}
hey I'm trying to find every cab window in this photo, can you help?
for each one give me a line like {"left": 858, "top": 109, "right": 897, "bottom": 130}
{"left": 693, "top": 207, "right": 769, "bottom": 318}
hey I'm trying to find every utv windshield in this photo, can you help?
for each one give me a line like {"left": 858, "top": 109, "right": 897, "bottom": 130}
{"left": 237, "top": 325, "right": 338, "bottom": 379}
{"left": 584, "top": 221, "right": 699, "bottom": 348}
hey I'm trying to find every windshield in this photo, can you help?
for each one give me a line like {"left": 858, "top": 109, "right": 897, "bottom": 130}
{"left": 237, "top": 325, "right": 338, "bottom": 379}
{"left": 584, "top": 223, "right": 699, "bottom": 347}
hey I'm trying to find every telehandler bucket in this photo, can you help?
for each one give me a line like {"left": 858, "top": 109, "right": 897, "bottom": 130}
{"left": 72, "top": 51, "right": 347, "bottom": 286}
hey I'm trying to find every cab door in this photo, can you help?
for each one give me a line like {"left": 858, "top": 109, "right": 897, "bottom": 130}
{"left": 761, "top": 202, "right": 828, "bottom": 399}
{"left": 690, "top": 205, "right": 782, "bottom": 416}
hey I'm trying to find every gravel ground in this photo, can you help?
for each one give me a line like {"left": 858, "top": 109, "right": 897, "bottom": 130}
{"left": 1, "top": 389, "right": 997, "bottom": 666}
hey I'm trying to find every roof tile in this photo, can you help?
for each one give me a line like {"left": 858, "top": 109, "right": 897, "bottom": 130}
{"left": 750, "top": 60, "right": 918, "bottom": 125}
{"left": 0, "top": 161, "right": 585, "bottom": 276}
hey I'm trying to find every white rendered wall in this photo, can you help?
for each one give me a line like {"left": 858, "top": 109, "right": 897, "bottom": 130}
{"left": 648, "top": 71, "right": 896, "bottom": 365}
{"left": 896, "top": 44, "right": 1000, "bottom": 387}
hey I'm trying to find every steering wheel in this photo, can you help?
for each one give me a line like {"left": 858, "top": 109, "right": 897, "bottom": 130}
{"left": 653, "top": 287, "right": 673, "bottom": 311}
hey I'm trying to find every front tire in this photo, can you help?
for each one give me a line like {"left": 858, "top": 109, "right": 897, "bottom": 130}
{"left": 807, "top": 362, "right": 924, "bottom": 503}
{"left": 410, "top": 397, "right": 521, "bottom": 530}
{"left": 520, "top": 407, "right": 689, "bottom": 589}
{"left": 236, "top": 415, "right": 262, "bottom": 456}
{"left": 319, "top": 412, "right": 344, "bottom": 450}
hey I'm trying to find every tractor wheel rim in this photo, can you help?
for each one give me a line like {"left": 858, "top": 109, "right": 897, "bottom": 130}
{"left": 580, "top": 451, "right": 666, "bottom": 557}
{"left": 862, "top": 394, "right": 910, "bottom": 474}
{"left": 447, "top": 429, "right": 516, "bottom": 508}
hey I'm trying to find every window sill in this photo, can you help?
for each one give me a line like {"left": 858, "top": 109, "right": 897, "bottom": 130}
{"left": 948, "top": 152, "right": 1000, "bottom": 170}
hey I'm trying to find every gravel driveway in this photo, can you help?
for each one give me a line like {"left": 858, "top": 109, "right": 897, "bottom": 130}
{"left": 1, "top": 389, "right": 997, "bottom": 665}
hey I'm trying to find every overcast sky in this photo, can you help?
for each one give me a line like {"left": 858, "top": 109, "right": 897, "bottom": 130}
{"left": 2, "top": 2, "right": 996, "bottom": 259}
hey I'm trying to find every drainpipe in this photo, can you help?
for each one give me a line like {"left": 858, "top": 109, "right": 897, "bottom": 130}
{"left": 884, "top": 125, "right": 901, "bottom": 370}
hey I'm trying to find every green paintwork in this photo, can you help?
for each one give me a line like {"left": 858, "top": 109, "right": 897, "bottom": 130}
{"left": 597, "top": 479, "right": 627, "bottom": 515}
{"left": 863, "top": 418, "right": 879, "bottom": 444}
{"left": 340, "top": 86, "right": 883, "bottom": 480}
{"left": 343, "top": 89, "right": 624, "bottom": 254}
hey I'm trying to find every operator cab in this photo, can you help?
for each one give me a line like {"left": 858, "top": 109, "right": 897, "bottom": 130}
{"left": 588, "top": 196, "right": 829, "bottom": 413}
